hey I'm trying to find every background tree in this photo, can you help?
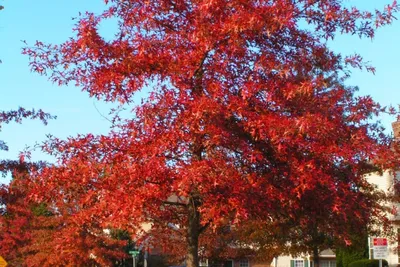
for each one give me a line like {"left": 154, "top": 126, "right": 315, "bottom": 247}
{"left": 0, "top": 170, "right": 133, "bottom": 266}
{"left": 284, "top": 177, "right": 386, "bottom": 267}
{"left": 24, "top": 1, "right": 400, "bottom": 267}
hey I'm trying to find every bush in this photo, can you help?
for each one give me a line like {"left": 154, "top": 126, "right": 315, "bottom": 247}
{"left": 336, "top": 248, "right": 368, "bottom": 267}
{"left": 348, "top": 259, "right": 388, "bottom": 267}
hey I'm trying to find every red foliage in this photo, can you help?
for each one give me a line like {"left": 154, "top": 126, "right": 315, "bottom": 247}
{"left": 0, "top": 171, "right": 129, "bottom": 266}
{"left": 0, "top": 108, "right": 54, "bottom": 174}
{"left": 22, "top": 1, "right": 400, "bottom": 266}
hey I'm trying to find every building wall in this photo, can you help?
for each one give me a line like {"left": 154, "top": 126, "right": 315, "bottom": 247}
{"left": 365, "top": 171, "right": 394, "bottom": 194}
{"left": 366, "top": 171, "right": 399, "bottom": 267}
{"left": 249, "top": 259, "right": 271, "bottom": 267}
{"left": 274, "top": 255, "right": 295, "bottom": 267}
{"left": 251, "top": 262, "right": 271, "bottom": 267}
{"left": 272, "top": 250, "right": 336, "bottom": 267}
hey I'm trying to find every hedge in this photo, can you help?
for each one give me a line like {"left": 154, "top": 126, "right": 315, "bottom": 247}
{"left": 348, "top": 259, "right": 388, "bottom": 267}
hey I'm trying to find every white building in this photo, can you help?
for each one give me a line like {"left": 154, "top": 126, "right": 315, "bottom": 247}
{"left": 274, "top": 249, "right": 336, "bottom": 267}
{"left": 365, "top": 169, "right": 399, "bottom": 267}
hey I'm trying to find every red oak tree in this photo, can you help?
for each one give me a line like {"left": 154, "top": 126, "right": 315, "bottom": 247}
{"left": 24, "top": 1, "right": 400, "bottom": 266}
{"left": 0, "top": 169, "right": 133, "bottom": 266}
{"left": 0, "top": 107, "right": 54, "bottom": 173}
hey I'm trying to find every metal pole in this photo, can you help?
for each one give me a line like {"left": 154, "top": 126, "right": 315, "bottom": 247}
{"left": 144, "top": 249, "right": 148, "bottom": 267}
{"left": 368, "top": 237, "right": 371, "bottom": 259}
{"left": 133, "top": 256, "right": 136, "bottom": 267}
{"left": 379, "top": 259, "right": 382, "bottom": 267}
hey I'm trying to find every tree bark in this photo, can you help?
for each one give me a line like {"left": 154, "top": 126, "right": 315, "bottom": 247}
{"left": 186, "top": 197, "right": 200, "bottom": 267}
{"left": 313, "top": 247, "right": 320, "bottom": 267}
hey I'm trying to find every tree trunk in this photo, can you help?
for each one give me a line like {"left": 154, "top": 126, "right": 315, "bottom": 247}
{"left": 313, "top": 247, "right": 320, "bottom": 267}
{"left": 186, "top": 197, "right": 200, "bottom": 267}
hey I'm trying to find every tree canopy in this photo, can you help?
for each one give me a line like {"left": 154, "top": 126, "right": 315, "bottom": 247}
{"left": 19, "top": 1, "right": 400, "bottom": 266}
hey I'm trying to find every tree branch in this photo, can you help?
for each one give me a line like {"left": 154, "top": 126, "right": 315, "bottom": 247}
{"left": 199, "top": 220, "right": 212, "bottom": 234}
{"left": 162, "top": 201, "right": 188, "bottom": 207}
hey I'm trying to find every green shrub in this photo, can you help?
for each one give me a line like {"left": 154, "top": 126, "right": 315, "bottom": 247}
{"left": 348, "top": 259, "right": 388, "bottom": 267}
{"left": 336, "top": 248, "right": 368, "bottom": 267}
{"left": 335, "top": 234, "right": 369, "bottom": 267}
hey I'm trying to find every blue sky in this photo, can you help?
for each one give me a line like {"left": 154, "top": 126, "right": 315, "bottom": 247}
{"left": 0, "top": 1, "right": 121, "bottom": 167}
{"left": 0, "top": 0, "right": 399, "bottom": 182}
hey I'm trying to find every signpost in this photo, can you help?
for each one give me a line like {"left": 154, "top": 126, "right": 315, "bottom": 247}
{"left": 0, "top": 256, "right": 8, "bottom": 267}
{"left": 374, "top": 247, "right": 388, "bottom": 259}
{"left": 129, "top": 250, "right": 140, "bottom": 267}
{"left": 129, "top": 250, "right": 140, "bottom": 256}
{"left": 371, "top": 237, "right": 388, "bottom": 267}
{"left": 373, "top": 238, "right": 388, "bottom": 247}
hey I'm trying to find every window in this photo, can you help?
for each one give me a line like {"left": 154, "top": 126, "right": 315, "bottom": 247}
{"left": 239, "top": 259, "right": 249, "bottom": 267}
{"left": 291, "top": 259, "right": 307, "bottom": 267}
{"left": 295, "top": 260, "right": 304, "bottom": 267}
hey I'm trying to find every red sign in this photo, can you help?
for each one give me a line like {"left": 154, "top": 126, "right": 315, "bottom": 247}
{"left": 373, "top": 238, "right": 388, "bottom": 246}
